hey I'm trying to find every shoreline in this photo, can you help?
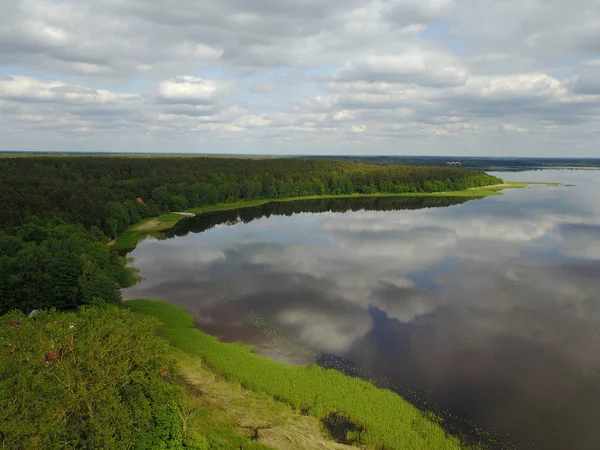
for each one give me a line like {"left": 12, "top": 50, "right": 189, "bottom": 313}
{"left": 112, "top": 181, "right": 559, "bottom": 251}
{"left": 126, "top": 299, "right": 465, "bottom": 449}
{"left": 118, "top": 183, "right": 560, "bottom": 447}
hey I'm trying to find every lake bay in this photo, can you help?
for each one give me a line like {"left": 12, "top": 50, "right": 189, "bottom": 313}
{"left": 123, "top": 170, "right": 600, "bottom": 449}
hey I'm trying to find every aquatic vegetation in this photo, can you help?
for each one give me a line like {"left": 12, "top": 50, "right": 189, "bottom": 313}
{"left": 127, "top": 299, "right": 463, "bottom": 450}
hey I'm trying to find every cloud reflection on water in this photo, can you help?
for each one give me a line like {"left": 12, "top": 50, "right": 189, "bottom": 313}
{"left": 123, "top": 171, "right": 600, "bottom": 448}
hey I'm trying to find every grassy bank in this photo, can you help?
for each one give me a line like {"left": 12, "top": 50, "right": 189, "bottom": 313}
{"left": 174, "top": 350, "right": 356, "bottom": 450}
{"left": 111, "top": 213, "right": 185, "bottom": 249}
{"left": 113, "top": 182, "right": 549, "bottom": 251}
{"left": 127, "top": 299, "right": 463, "bottom": 450}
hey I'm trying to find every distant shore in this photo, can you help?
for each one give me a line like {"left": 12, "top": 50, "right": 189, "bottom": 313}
{"left": 112, "top": 181, "right": 560, "bottom": 251}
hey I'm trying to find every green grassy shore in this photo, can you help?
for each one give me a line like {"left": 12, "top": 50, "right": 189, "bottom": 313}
{"left": 127, "top": 299, "right": 464, "bottom": 450}
{"left": 112, "top": 182, "right": 557, "bottom": 251}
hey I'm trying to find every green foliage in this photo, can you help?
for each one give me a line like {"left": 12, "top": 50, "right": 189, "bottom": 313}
{"left": 128, "top": 300, "right": 463, "bottom": 450}
{"left": 0, "top": 156, "right": 504, "bottom": 448}
{"left": 321, "top": 410, "right": 364, "bottom": 444}
{"left": 182, "top": 432, "right": 209, "bottom": 450}
{"left": 0, "top": 218, "right": 136, "bottom": 315}
{"left": 0, "top": 156, "right": 502, "bottom": 237}
{"left": 0, "top": 305, "right": 201, "bottom": 449}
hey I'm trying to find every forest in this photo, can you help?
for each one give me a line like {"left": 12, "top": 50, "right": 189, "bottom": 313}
{"left": 0, "top": 217, "right": 137, "bottom": 315}
{"left": 0, "top": 156, "right": 501, "bottom": 238}
{"left": 0, "top": 156, "right": 500, "bottom": 448}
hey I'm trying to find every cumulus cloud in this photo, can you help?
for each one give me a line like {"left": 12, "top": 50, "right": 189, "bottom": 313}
{"left": 1, "top": 0, "right": 600, "bottom": 154}
{"left": 157, "top": 76, "right": 235, "bottom": 105}
{"left": 564, "top": 60, "right": 600, "bottom": 95}
{"left": 0, "top": 75, "right": 138, "bottom": 105}
{"left": 330, "top": 51, "right": 468, "bottom": 87}
{"left": 382, "top": 0, "right": 457, "bottom": 26}
{"left": 450, "top": 0, "right": 600, "bottom": 57}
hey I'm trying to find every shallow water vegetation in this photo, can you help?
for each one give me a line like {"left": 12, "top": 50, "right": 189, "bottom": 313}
{"left": 127, "top": 299, "right": 464, "bottom": 450}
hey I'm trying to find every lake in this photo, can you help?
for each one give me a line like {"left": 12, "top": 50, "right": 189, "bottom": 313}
{"left": 123, "top": 170, "right": 600, "bottom": 449}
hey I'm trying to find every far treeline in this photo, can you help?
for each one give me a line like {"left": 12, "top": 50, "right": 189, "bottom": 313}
{"left": 0, "top": 156, "right": 501, "bottom": 237}
{"left": 170, "top": 196, "right": 473, "bottom": 238}
{"left": 312, "top": 155, "right": 600, "bottom": 171}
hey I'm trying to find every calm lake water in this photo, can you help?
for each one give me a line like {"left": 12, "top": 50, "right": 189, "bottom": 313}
{"left": 123, "top": 170, "right": 600, "bottom": 449}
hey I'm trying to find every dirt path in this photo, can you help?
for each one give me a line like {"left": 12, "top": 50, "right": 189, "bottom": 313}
{"left": 134, "top": 219, "right": 161, "bottom": 231}
{"left": 181, "top": 356, "right": 357, "bottom": 450}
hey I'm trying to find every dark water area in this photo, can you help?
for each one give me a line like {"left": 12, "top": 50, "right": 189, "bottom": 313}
{"left": 123, "top": 170, "right": 600, "bottom": 449}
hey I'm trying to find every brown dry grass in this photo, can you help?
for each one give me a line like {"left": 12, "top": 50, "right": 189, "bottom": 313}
{"left": 178, "top": 352, "right": 357, "bottom": 450}
{"left": 134, "top": 219, "right": 162, "bottom": 231}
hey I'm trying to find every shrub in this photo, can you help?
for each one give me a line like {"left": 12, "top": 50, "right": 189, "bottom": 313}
{"left": 0, "top": 305, "right": 188, "bottom": 449}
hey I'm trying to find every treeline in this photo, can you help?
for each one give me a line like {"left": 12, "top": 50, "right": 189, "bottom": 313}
{"left": 0, "top": 157, "right": 502, "bottom": 238}
{"left": 170, "top": 196, "right": 473, "bottom": 238}
{"left": 311, "top": 155, "right": 600, "bottom": 170}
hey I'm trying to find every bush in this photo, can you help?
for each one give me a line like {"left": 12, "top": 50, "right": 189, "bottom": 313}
{"left": 0, "top": 305, "right": 190, "bottom": 449}
{"left": 0, "top": 217, "right": 138, "bottom": 315}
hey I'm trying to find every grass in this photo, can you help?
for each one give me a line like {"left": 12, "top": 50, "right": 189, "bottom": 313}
{"left": 113, "top": 182, "right": 560, "bottom": 251}
{"left": 127, "top": 299, "right": 464, "bottom": 450}
{"left": 112, "top": 213, "right": 188, "bottom": 250}
{"left": 176, "top": 351, "right": 353, "bottom": 450}
{"left": 111, "top": 230, "right": 138, "bottom": 250}
{"left": 135, "top": 213, "right": 186, "bottom": 231}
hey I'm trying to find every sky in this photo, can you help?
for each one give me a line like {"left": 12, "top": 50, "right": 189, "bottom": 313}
{"left": 1, "top": 0, "right": 600, "bottom": 156}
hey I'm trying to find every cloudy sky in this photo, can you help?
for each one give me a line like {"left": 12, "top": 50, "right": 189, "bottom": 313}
{"left": 1, "top": 0, "right": 600, "bottom": 155}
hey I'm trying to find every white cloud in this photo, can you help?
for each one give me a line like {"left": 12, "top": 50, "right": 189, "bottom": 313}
{"left": 450, "top": 0, "right": 600, "bottom": 57}
{"left": 0, "top": 75, "right": 137, "bottom": 104}
{"left": 1, "top": 0, "right": 600, "bottom": 154}
{"left": 158, "top": 76, "right": 235, "bottom": 105}
{"left": 563, "top": 60, "right": 600, "bottom": 95}
{"left": 331, "top": 51, "right": 468, "bottom": 87}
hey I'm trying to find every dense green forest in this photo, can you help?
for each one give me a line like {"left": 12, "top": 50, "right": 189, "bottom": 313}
{"left": 0, "top": 218, "right": 137, "bottom": 315}
{"left": 0, "top": 157, "right": 501, "bottom": 238}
